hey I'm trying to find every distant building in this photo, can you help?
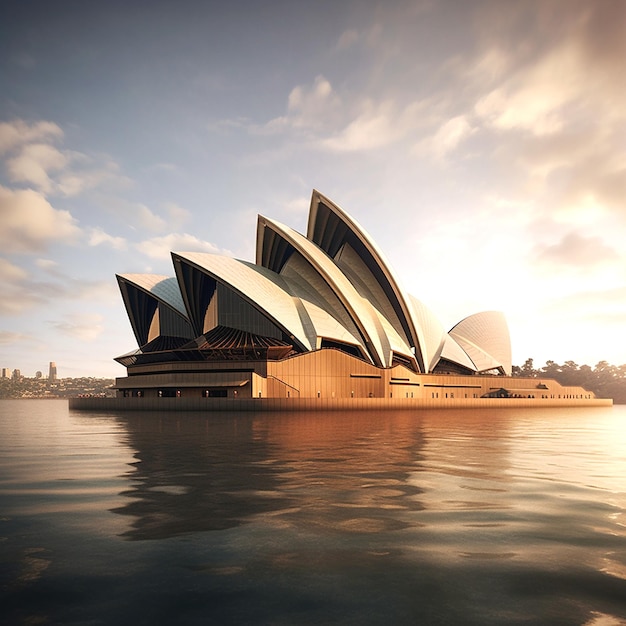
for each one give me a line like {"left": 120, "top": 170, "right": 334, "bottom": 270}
{"left": 1, "top": 368, "right": 8, "bottom": 379}
{"left": 12, "top": 369, "right": 21, "bottom": 380}
{"left": 49, "top": 362, "right": 57, "bottom": 381}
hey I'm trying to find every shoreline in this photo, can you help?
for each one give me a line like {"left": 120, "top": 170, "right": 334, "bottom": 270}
{"left": 69, "top": 395, "right": 612, "bottom": 412}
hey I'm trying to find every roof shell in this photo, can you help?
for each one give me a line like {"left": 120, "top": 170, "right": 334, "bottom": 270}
{"left": 257, "top": 215, "right": 394, "bottom": 367}
{"left": 115, "top": 190, "right": 513, "bottom": 375}
{"left": 407, "top": 295, "right": 447, "bottom": 372}
{"left": 171, "top": 252, "right": 314, "bottom": 352}
{"left": 292, "top": 298, "right": 364, "bottom": 350}
{"left": 116, "top": 274, "right": 192, "bottom": 346}
{"left": 117, "top": 274, "right": 188, "bottom": 317}
{"left": 449, "top": 311, "right": 512, "bottom": 375}
{"left": 438, "top": 334, "right": 478, "bottom": 372}
{"left": 307, "top": 190, "right": 425, "bottom": 371}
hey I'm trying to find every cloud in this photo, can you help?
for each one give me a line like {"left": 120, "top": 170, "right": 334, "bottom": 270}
{"left": 520, "top": 130, "right": 626, "bottom": 223}
{"left": 541, "top": 286, "right": 626, "bottom": 335}
{"left": 211, "top": 76, "right": 342, "bottom": 139}
{"left": 56, "top": 155, "right": 131, "bottom": 197}
{"left": 548, "top": 286, "right": 626, "bottom": 310}
{"left": 336, "top": 29, "right": 359, "bottom": 50}
{"left": 1, "top": 119, "right": 130, "bottom": 198}
{"left": 136, "top": 233, "right": 220, "bottom": 260}
{"left": 136, "top": 204, "right": 168, "bottom": 232}
{"left": 0, "top": 330, "right": 29, "bottom": 345}
{"left": 164, "top": 202, "right": 191, "bottom": 229}
{"left": 35, "top": 258, "right": 58, "bottom": 270}
{"left": 207, "top": 116, "right": 253, "bottom": 134}
{"left": 534, "top": 232, "right": 619, "bottom": 268}
{"left": 428, "top": 1, "right": 626, "bottom": 240}
{"left": 282, "top": 196, "right": 309, "bottom": 215}
{"left": 469, "top": 2, "right": 626, "bottom": 137}
{"left": 88, "top": 227, "right": 127, "bottom": 250}
{"left": 264, "top": 75, "right": 341, "bottom": 135}
{"left": 0, "top": 185, "right": 81, "bottom": 253}
{"left": 321, "top": 101, "right": 398, "bottom": 152}
{"left": 416, "top": 114, "right": 476, "bottom": 161}
{"left": 473, "top": 43, "right": 583, "bottom": 136}
{"left": 322, "top": 99, "right": 428, "bottom": 153}
{"left": 0, "top": 257, "right": 28, "bottom": 282}
{"left": 0, "top": 254, "right": 118, "bottom": 315}
{"left": 48, "top": 313, "right": 104, "bottom": 342}
{"left": 210, "top": 75, "right": 433, "bottom": 156}
{"left": 103, "top": 197, "right": 184, "bottom": 233}
{"left": 0, "top": 258, "right": 44, "bottom": 314}
{"left": 0, "top": 119, "right": 63, "bottom": 155}
{"left": 6, "top": 143, "right": 68, "bottom": 193}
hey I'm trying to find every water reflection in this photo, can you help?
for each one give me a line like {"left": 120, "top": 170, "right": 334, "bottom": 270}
{"left": 112, "top": 412, "right": 292, "bottom": 539}
{"left": 249, "top": 411, "right": 428, "bottom": 536}
{"left": 113, "top": 411, "right": 430, "bottom": 540}
{"left": 4, "top": 402, "right": 626, "bottom": 624}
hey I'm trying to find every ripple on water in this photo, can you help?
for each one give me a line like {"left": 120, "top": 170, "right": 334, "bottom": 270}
{"left": 1, "top": 401, "right": 626, "bottom": 625}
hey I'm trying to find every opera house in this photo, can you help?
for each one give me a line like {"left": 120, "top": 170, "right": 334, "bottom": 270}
{"left": 71, "top": 190, "right": 609, "bottom": 411}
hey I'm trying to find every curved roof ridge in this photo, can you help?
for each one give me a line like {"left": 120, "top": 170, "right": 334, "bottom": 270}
{"left": 171, "top": 251, "right": 313, "bottom": 352}
{"left": 438, "top": 334, "right": 478, "bottom": 372}
{"left": 116, "top": 274, "right": 192, "bottom": 346}
{"left": 407, "top": 295, "right": 447, "bottom": 372}
{"left": 448, "top": 334, "right": 502, "bottom": 373}
{"left": 257, "top": 215, "right": 392, "bottom": 367}
{"left": 306, "top": 190, "right": 426, "bottom": 371}
{"left": 449, "top": 310, "right": 512, "bottom": 375}
{"left": 117, "top": 274, "right": 188, "bottom": 317}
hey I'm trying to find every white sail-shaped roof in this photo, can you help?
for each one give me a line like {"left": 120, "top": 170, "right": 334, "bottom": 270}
{"left": 116, "top": 274, "right": 193, "bottom": 346}
{"left": 439, "top": 334, "right": 479, "bottom": 372}
{"left": 449, "top": 311, "right": 512, "bottom": 375}
{"left": 172, "top": 252, "right": 313, "bottom": 352}
{"left": 407, "top": 295, "right": 447, "bottom": 372}
{"left": 117, "top": 274, "right": 188, "bottom": 317}
{"left": 296, "top": 299, "right": 364, "bottom": 350}
{"left": 116, "top": 190, "right": 513, "bottom": 374}
{"left": 257, "top": 215, "right": 393, "bottom": 367}
{"left": 307, "top": 190, "right": 425, "bottom": 371}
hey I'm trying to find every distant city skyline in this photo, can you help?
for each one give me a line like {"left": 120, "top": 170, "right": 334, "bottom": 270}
{"left": 0, "top": 363, "right": 114, "bottom": 380}
{"left": 1, "top": 362, "right": 58, "bottom": 379}
{"left": 1, "top": 1, "right": 625, "bottom": 377}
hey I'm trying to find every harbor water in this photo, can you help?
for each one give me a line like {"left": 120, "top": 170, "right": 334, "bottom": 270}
{"left": 1, "top": 399, "right": 625, "bottom": 624}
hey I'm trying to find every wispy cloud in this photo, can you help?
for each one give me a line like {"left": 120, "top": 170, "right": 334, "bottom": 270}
{"left": 0, "top": 258, "right": 45, "bottom": 314}
{"left": 48, "top": 313, "right": 105, "bottom": 342}
{"left": 136, "top": 204, "right": 168, "bottom": 232}
{"left": 0, "top": 185, "right": 80, "bottom": 253}
{"left": 164, "top": 203, "right": 191, "bottom": 229}
{"left": 0, "top": 119, "right": 63, "bottom": 155}
{"left": 336, "top": 29, "right": 359, "bottom": 51}
{"left": 0, "top": 330, "right": 29, "bottom": 345}
{"left": 321, "top": 99, "right": 415, "bottom": 153}
{"left": 1, "top": 118, "right": 131, "bottom": 198}
{"left": 136, "top": 233, "right": 220, "bottom": 260}
{"left": 6, "top": 142, "right": 68, "bottom": 192}
{"left": 534, "top": 232, "right": 620, "bottom": 269}
{"left": 88, "top": 227, "right": 127, "bottom": 250}
{"left": 415, "top": 114, "right": 476, "bottom": 162}
{"left": 0, "top": 255, "right": 118, "bottom": 315}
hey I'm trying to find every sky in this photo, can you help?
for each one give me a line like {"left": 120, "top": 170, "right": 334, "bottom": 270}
{"left": 1, "top": 0, "right": 625, "bottom": 378}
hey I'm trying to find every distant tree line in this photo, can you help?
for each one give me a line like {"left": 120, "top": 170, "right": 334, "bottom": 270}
{"left": 512, "top": 358, "right": 626, "bottom": 403}
{"left": 0, "top": 376, "right": 115, "bottom": 399}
